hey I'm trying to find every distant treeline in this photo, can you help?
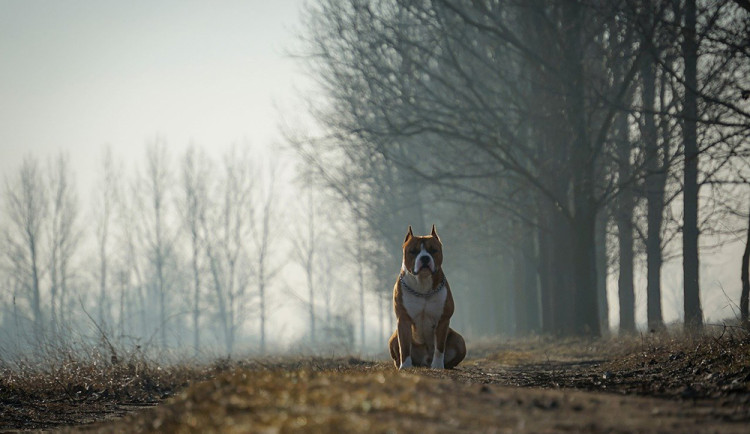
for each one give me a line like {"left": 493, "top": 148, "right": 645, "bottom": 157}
{"left": 0, "top": 143, "right": 363, "bottom": 359}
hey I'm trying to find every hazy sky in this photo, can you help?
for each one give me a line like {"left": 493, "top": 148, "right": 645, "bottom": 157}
{"left": 0, "top": 0, "right": 306, "bottom": 181}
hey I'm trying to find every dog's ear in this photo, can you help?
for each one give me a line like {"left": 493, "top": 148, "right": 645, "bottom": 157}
{"left": 431, "top": 224, "right": 440, "bottom": 241}
{"left": 404, "top": 225, "right": 414, "bottom": 243}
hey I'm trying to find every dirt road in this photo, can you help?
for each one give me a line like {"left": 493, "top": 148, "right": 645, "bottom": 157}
{"left": 67, "top": 336, "right": 749, "bottom": 433}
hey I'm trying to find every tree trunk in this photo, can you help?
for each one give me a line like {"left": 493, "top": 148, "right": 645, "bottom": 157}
{"left": 156, "top": 206, "right": 167, "bottom": 347}
{"left": 206, "top": 243, "right": 231, "bottom": 356}
{"left": 642, "top": 47, "right": 666, "bottom": 332}
{"left": 523, "top": 234, "right": 541, "bottom": 333}
{"left": 537, "top": 224, "right": 554, "bottom": 334}
{"left": 512, "top": 253, "right": 526, "bottom": 335}
{"left": 513, "top": 224, "right": 540, "bottom": 335}
{"left": 99, "top": 240, "right": 108, "bottom": 330}
{"left": 50, "top": 274, "right": 58, "bottom": 336}
{"left": 159, "top": 280, "right": 166, "bottom": 347}
{"left": 119, "top": 272, "right": 126, "bottom": 338}
{"left": 30, "top": 237, "right": 43, "bottom": 341}
{"left": 137, "top": 283, "right": 147, "bottom": 339}
{"left": 358, "top": 222, "right": 366, "bottom": 351}
{"left": 545, "top": 212, "right": 576, "bottom": 335}
{"left": 505, "top": 256, "right": 517, "bottom": 334}
{"left": 50, "top": 233, "right": 59, "bottom": 337}
{"left": 306, "top": 186, "right": 316, "bottom": 345}
{"left": 227, "top": 292, "right": 236, "bottom": 356}
{"left": 60, "top": 259, "right": 69, "bottom": 337}
{"left": 616, "top": 159, "right": 636, "bottom": 334}
{"left": 308, "top": 262, "right": 316, "bottom": 344}
{"left": 259, "top": 283, "right": 267, "bottom": 353}
{"left": 571, "top": 207, "right": 601, "bottom": 336}
{"left": 538, "top": 204, "right": 577, "bottom": 335}
{"left": 682, "top": 0, "right": 703, "bottom": 332}
{"left": 614, "top": 34, "right": 636, "bottom": 334}
{"left": 565, "top": 0, "right": 600, "bottom": 336}
{"left": 741, "top": 198, "right": 749, "bottom": 326}
{"left": 595, "top": 208, "right": 609, "bottom": 334}
{"left": 191, "top": 238, "right": 201, "bottom": 356}
{"left": 536, "top": 184, "right": 559, "bottom": 334}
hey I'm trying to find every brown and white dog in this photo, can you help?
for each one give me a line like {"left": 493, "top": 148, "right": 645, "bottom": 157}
{"left": 388, "top": 225, "right": 466, "bottom": 369}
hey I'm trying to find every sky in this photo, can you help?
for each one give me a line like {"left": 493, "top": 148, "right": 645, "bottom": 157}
{"left": 0, "top": 0, "right": 307, "bottom": 182}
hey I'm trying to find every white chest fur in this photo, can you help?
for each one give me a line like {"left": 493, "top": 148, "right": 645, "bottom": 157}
{"left": 401, "top": 276, "right": 447, "bottom": 346}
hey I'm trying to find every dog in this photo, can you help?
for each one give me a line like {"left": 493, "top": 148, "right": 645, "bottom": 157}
{"left": 388, "top": 225, "right": 466, "bottom": 369}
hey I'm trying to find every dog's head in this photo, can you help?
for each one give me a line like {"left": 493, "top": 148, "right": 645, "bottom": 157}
{"left": 402, "top": 225, "right": 443, "bottom": 276}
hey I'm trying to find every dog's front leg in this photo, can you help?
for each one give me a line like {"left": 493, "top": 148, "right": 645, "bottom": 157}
{"left": 397, "top": 317, "right": 413, "bottom": 369}
{"left": 431, "top": 318, "right": 450, "bottom": 369}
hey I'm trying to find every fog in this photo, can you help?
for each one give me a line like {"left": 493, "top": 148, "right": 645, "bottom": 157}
{"left": 1, "top": 0, "right": 748, "bottom": 362}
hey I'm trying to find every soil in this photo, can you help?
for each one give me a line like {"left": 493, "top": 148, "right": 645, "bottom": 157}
{"left": 2, "top": 333, "right": 749, "bottom": 433}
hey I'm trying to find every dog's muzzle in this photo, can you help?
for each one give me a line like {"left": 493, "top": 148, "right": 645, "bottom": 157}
{"left": 413, "top": 252, "right": 435, "bottom": 274}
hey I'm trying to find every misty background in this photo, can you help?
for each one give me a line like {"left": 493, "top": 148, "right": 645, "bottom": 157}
{"left": 1, "top": 0, "right": 748, "bottom": 360}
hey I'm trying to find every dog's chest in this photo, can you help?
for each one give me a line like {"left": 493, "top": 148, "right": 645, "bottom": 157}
{"left": 402, "top": 287, "right": 447, "bottom": 344}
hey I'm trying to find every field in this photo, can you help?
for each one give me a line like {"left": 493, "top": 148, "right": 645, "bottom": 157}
{"left": 2, "top": 331, "right": 749, "bottom": 433}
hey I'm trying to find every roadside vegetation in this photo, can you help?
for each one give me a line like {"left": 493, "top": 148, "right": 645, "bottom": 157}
{"left": 2, "top": 326, "right": 748, "bottom": 431}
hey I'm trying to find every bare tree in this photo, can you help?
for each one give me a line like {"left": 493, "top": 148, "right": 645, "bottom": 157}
{"left": 137, "top": 140, "right": 176, "bottom": 346}
{"left": 637, "top": 4, "right": 668, "bottom": 332}
{"left": 610, "top": 15, "right": 637, "bottom": 333}
{"left": 119, "top": 179, "right": 148, "bottom": 340}
{"left": 629, "top": 0, "right": 748, "bottom": 332}
{"left": 251, "top": 152, "right": 281, "bottom": 354}
{"left": 290, "top": 178, "right": 351, "bottom": 348}
{"left": 179, "top": 146, "right": 211, "bottom": 355}
{"left": 202, "top": 146, "right": 255, "bottom": 355}
{"left": 292, "top": 180, "right": 318, "bottom": 345}
{"left": 46, "top": 153, "right": 80, "bottom": 338}
{"left": 93, "top": 147, "right": 120, "bottom": 331}
{"left": 3, "top": 156, "right": 47, "bottom": 341}
{"left": 681, "top": 0, "right": 704, "bottom": 332}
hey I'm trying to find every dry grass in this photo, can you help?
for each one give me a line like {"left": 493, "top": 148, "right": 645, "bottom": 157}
{"left": 2, "top": 328, "right": 749, "bottom": 432}
{"left": 0, "top": 344, "right": 232, "bottom": 430}
{"left": 601, "top": 326, "right": 750, "bottom": 400}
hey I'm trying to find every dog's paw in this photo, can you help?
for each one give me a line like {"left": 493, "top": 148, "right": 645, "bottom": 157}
{"left": 399, "top": 356, "right": 413, "bottom": 370}
{"left": 431, "top": 352, "right": 445, "bottom": 369}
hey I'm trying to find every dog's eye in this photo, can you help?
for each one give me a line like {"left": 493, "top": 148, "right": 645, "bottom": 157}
{"left": 409, "top": 249, "right": 419, "bottom": 255}
{"left": 428, "top": 248, "right": 437, "bottom": 254}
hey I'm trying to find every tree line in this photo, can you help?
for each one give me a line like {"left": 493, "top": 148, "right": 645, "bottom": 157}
{"left": 292, "top": 0, "right": 750, "bottom": 336}
{"left": 2, "top": 1, "right": 748, "bottom": 359}
{"left": 0, "top": 142, "right": 366, "bottom": 359}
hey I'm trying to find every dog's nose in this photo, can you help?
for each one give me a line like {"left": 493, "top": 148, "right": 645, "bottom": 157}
{"left": 420, "top": 256, "right": 431, "bottom": 264}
